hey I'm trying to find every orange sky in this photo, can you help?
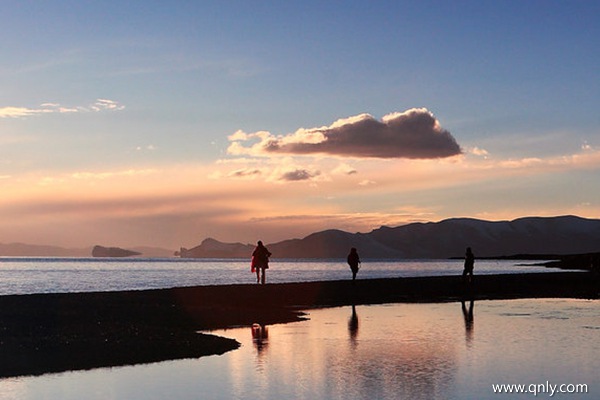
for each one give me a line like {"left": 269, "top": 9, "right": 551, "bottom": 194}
{"left": 1, "top": 139, "right": 599, "bottom": 249}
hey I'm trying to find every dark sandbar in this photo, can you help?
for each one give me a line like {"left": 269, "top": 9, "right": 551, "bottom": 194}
{"left": 0, "top": 272, "right": 597, "bottom": 378}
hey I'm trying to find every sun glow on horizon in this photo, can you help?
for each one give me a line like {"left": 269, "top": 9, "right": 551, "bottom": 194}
{"left": 0, "top": 140, "right": 599, "bottom": 248}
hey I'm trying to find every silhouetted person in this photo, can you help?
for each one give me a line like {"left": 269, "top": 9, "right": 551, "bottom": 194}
{"left": 462, "top": 247, "right": 475, "bottom": 284}
{"left": 252, "top": 240, "right": 272, "bottom": 284}
{"left": 347, "top": 247, "right": 361, "bottom": 281}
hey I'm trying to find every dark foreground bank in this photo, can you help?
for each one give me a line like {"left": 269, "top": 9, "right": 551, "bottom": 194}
{"left": 0, "top": 272, "right": 598, "bottom": 378}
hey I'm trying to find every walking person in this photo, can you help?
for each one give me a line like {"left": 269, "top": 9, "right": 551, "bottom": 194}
{"left": 347, "top": 247, "right": 361, "bottom": 281}
{"left": 252, "top": 241, "right": 272, "bottom": 284}
{"left": 462, "top": 247, "right": 475, "bottom": 284}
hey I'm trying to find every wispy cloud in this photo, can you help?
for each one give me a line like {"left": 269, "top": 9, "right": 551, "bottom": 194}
{"left": 89, "top": 99, "right": 125, "bottom": 112}
{"left": 246, "top": 208, "right": 436, "bottom": 238}
{"left": 468, "top": 147, "right": 490, "bottom": 158}
{"left": 0, "top": 106, "right": 49, "bottom": 118}
{"left": 228, "top": 108, "right": 462, "bottom": 159}
{"left": 227, "top": 168, "right": 263, "bottom": 179}
{"left": 332, "top": 163, "right": 357, "bottom": 175}
{"left": 0, "top": 99, "right": 125, "bottom": 118}
{"left": 70, "top": 168, "right": 158, "bottom": 181}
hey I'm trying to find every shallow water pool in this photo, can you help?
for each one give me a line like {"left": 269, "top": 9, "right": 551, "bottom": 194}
{"left": 1, "top": 299, "right": 597, "bottom": 399}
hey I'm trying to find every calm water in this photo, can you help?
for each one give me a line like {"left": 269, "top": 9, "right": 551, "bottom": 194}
{"left": 1, "top": 299, "right": 597, "bottom": 399}
{"left": 0, "top": 257, "right": 558, "bottom": 295}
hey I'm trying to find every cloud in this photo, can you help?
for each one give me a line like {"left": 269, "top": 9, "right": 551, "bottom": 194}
{"left": 136, "top": 144, "right": 157, "bottom": 151}
{"left": 0, "top": 106, "right": 48, "bottom": 118}
{"left": 228, "top": 108, "right": 462, "bottom": 159}
{"left": 581, "top": 141, "right": 594, "bottom": 151}
{"left": 215, "top": 155, "right": 327, "bottom": 184}
{"left": 469, "top": 147, "right": 490, "bottom": 158}
{"left": 90, "top": 99, "right": 125, "bottom": 112}
{"left": 69, "top": 168, "right": 158, "bottom": 181}
{"left": 332, "top": 163, "right": 357, "bottom": 175}
{"left": 227, "top": 168, "right": 262, "bottom": 179}
{"left": 359, "top": 179, "right": 377, "bottom": 186}
{"left": 246, "top": 209, "right": 436, "bottom": 239}
{"left": 278, "top": 169, "right": 321, "bottom": 182}
{"left": 0, "top": 99, "right": 125, "bottom": 118}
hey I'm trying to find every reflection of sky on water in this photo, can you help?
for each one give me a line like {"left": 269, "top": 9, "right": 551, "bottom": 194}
{"left": 0, "top": 299, "right": 598, "bottom": 399}
{"left": 224, "top": 304, "right": 460, "bottom": 400}
{"left": 206, "top": 299, "right": 599, "bottom": 400}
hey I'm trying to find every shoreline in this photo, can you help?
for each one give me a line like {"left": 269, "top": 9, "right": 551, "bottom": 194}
{"left": 1, "top": 271, "right": 597, "bottom": 378}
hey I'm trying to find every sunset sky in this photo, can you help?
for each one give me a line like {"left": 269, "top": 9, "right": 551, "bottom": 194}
{"left": 1, "top": 1, "right": 599, "bottom": 249}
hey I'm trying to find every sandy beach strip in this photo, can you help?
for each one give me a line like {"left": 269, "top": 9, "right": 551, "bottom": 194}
{"left": 0, "top": 271, "right": 597, "bottom": 378}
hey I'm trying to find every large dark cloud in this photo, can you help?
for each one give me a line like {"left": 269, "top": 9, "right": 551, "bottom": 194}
{"left": 229, "top": 108, "right": 462, "bottom": 159}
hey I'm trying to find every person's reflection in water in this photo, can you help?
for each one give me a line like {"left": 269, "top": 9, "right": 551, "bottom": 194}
{"left": 251, "top": 323, "right": 269, "bottom": 370}
{"left": 348, "top": 305, "right": 359, "bottom": 346}
{"left": 461, "top": 299, "right": 475, "bottom": 347}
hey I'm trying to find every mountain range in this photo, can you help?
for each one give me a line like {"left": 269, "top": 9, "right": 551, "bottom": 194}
{"left": 179, "top": 215, "right": 600, "bottom": 259}
{"left": 2, "top": 215, "right": 599, "bottom": 259}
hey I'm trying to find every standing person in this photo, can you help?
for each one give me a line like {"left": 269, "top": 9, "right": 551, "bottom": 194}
{"left": 252, "top": 241, "right": 272, "bottom": 284}
{"left": 462, "top": 247, "right": 475, "bottom": 284}
{"left": 347, "top": 247, "right": 361, "bottom": 281}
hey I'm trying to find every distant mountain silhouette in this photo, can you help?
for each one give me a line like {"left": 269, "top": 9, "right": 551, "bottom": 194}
{"left": 91, "top": 245, "right": 141, "bottom": 258}
{"left": 178, "top": 238, "right": 254, "bottom": 258}
{"left": 180, "top": 215, "right": 600, "bottom": 259}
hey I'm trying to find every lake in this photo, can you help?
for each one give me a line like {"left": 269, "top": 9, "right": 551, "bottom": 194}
{"left": 0, "top": 257, "right": 558, "bottom": 295}
{"left": 0, "top": 299, "right": 597, "bottom": 399}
